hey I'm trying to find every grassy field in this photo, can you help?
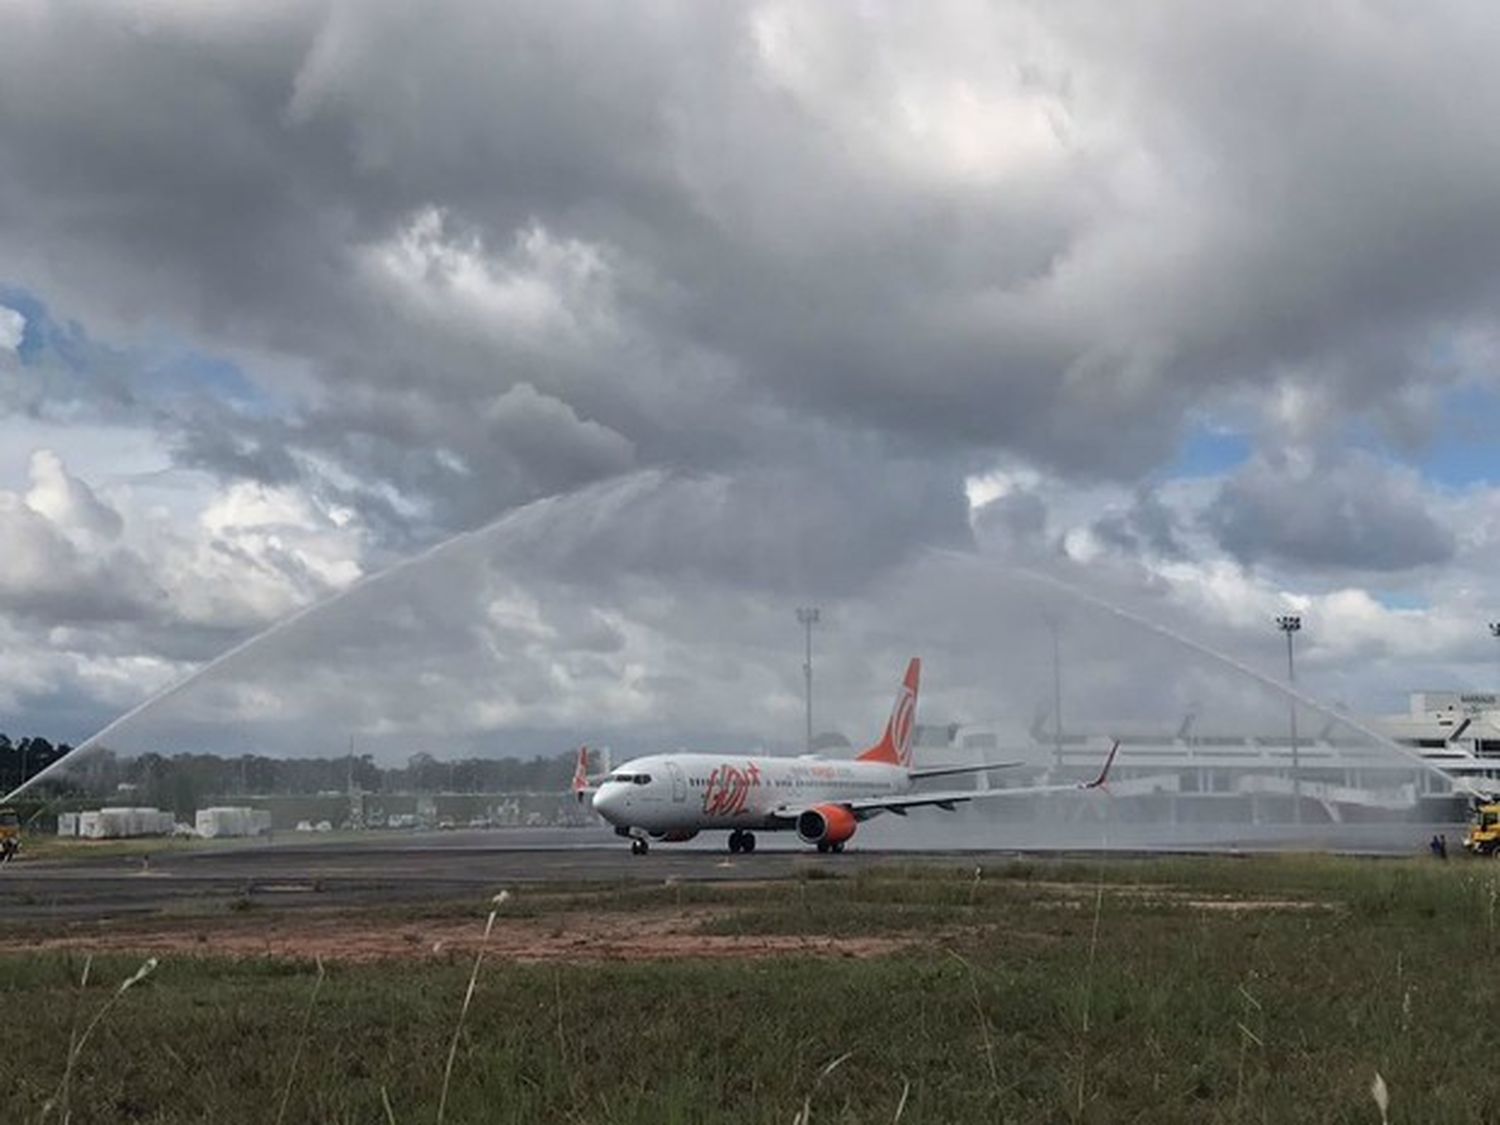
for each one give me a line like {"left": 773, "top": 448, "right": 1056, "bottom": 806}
{"left": 5, "top": 854, "right": 1500, "bottom": 1122}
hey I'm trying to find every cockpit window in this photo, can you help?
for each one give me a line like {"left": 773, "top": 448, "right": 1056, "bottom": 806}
{"left": 608, "top": 773, "right": 652, "bottom": 785}
{"left": 634, "top": 774, "right": 651, "bottom": 785}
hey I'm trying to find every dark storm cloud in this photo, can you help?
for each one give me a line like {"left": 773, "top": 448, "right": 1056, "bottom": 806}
{"left": 1204, "top": 452, "right": 1455, "bottom": 572}
{"left": 1092, "top": 490, "right": 1185, "bottom": 560}
{"left": 470, "top": 461, "right": 973, "bottom": 598}
{"left": 7, "top": 1, "right": 1500, "bottom": 526}
{"left": 291, "top": 378, "right": 639, "bottom": 533}
{"left": 169, "top": 410, "right": 303, "bottom": 488}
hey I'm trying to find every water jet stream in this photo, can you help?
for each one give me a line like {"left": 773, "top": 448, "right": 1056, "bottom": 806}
{"left": 4, "top": 471, "right": 664, "bottom": 803}
{"left": 989, "top": 559, "right": 1472, "bottom": 791}
{"left": 923, "top": 548, "right": 1467, "bottom": 790}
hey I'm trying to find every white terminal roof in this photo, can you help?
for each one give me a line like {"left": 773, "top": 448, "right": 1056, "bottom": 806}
{"left": 929, "top": 692, "right": 1500, "bottom": 782}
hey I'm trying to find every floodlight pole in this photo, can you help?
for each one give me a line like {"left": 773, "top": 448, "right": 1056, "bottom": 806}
{"left": 1489, "top": 622, "right": 1500, "bottom": 697}
{"left": 1277, "top": 614, "right": 1303, "bottom": 824}
{"left": 1046, "top": 615, "right": 1063, "bottom": 770}
{"left": 796, "top": 607, "right": 820, "bottom": 753}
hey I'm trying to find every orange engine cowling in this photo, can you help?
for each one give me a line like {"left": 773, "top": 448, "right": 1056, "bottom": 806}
{"left": 796, "top": 804, "right": 858, "bottom": 847}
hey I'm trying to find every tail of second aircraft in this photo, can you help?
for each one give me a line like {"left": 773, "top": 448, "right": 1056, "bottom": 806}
{"left": 857, "top": 658, "right": 921, "bottom": 769}
{"left": 572, "top": 746, "right": 591, "bottom": 803}
{"left": 572, "top": 745, "right": 613, "bottom": 803}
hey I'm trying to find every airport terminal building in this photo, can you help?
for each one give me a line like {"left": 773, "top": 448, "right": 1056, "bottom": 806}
{"left": 923, "top": 690, "right": 1500, "bottom": 829}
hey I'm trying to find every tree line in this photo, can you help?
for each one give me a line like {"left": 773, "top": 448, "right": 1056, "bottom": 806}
{"left": 0, "top": 735, "right": 75, "bottom": 796}
{"left": 0, "top": 736, "right": 578, "bottom": 814}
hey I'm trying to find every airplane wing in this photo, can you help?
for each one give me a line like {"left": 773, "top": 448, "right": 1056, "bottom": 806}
{"left": 771, "top": 741, "right": 1119, "bottom": 822}
{"left": 905, "top": 761, "right": 1024, "bottom": 782}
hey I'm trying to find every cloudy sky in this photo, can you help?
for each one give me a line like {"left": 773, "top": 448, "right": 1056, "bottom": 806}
{"left": 4, "top": 1, "right": 1500, "bottom": 762}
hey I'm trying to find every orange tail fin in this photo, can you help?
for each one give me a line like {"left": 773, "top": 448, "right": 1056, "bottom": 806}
{"left": 857, "top": 658, "right": 921, "bottom": 768}
{"left": 571, "top": 746, "right": 590, "bottom": 802}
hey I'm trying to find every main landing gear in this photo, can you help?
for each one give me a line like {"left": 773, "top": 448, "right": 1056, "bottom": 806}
{"left": 630, "top": 837, "right": 649, "bottom": 856}
{"left": 727, "top": 830, "right": 757, "bottom": 854}
{"left": 815, "top": 840, "right": 845, "bottom": 854}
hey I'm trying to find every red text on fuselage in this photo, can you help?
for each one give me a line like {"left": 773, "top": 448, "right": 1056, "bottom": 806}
{"left": 703, "top": 760, "right": 762, "bottom": 816}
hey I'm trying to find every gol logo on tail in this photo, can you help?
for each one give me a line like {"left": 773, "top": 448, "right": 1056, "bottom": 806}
{"left": 703, "top": 761, "right": 761, "bottom": 816}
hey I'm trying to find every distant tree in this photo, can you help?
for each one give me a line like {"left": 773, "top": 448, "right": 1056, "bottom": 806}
{"left": 0, "top": 734, "right": 583, "bottom": 802}
{"left": 406, "top": 751, "right": 441, "bottom": 792}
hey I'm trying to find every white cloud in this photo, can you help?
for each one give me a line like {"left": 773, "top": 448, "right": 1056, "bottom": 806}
{"left": 362, "top": 209, "right": 617, "bottom": 350}
{"left": 0, "top": 306, "right": 23, "bottom": 354}
{"left": 0, "top": 446, "right": 377, "bottom": 741}
{"left": 182, "top": 480, "right": 365, "bottom": 623}
{"left": 24, "top": 449, "right": 123, "bottom": 545}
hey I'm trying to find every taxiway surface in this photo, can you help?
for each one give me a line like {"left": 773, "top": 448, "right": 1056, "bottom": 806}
{"left": 0, "top": 819, "right": 1449, "bottom": 929}
{"left": 0, "top": 827, "right": 970, "bottom": 925}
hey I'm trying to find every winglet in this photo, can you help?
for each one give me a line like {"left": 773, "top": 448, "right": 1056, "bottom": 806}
{"left": 572, "top": 746, "right": 590, "bottom": 803}
{"left": 1084, "top": 740, "right": 1119, "bottom": 790}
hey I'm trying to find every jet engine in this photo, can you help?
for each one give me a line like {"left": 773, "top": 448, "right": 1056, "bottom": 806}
{"left": 795, "top": 804, "right": 858, "bottom": 848}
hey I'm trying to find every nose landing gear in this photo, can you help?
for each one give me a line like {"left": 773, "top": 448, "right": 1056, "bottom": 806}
{"left": 727, "top": 830, "right": 757, "bottom": 854}
{"left": 630, "top": 837, "right": 649, "bottom": 856}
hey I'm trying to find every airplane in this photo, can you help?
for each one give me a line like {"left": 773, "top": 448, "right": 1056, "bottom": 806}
{"left": 581, "top": 657, "right": 1118, "bottom": 855}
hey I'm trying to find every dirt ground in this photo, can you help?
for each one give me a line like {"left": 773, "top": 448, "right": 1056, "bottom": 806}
{"left": 15, "top": 906, "right": 917, "bottom": 964}
{"left": 10, "top": 883, "right": 1327, "bottom": 963}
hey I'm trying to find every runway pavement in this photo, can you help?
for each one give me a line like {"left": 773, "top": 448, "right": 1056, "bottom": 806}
{"left": 0, "top": 819, "right": 1449, "bottom": 929}
{"left": 0, "top": 827, "right": 983, "bottom": 927}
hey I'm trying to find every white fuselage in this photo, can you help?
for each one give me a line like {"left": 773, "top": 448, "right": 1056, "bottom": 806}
{"left": 591, "top": 753, "right": 910, "bottom": 835}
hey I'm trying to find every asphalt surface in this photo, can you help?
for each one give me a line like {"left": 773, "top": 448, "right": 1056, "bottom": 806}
{"left": 0, "top": 827, "right": 991, "bottom": 926}
{"left": 0, "top": 819, "right": 1457, "bottom": 929}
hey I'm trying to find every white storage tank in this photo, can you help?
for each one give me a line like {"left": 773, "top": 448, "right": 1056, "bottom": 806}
{"left": 140, "top": 808, "right": 173, "bottom": 834}
{"left": 97, "top": 808, "right": 130, "bottom": 838}
{"left": 195, "top": 806, "right": 272, "bottom": 838}
{"left": 78, "top": 807, "right": 174, "bottom": 838}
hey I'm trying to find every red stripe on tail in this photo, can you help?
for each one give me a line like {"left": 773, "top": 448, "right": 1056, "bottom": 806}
{"left": 857, "top": 658, "right": 921, "bottom": 769}
{"left": 572, "top": 746, "right": 589, "bottom": 802}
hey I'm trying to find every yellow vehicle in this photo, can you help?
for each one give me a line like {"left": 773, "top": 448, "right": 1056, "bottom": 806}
{"left": 0, "top": 806, "right": 18, "bottom": 862}
{"left": 1464, "top": 803, "right": 1500, "bottom": 856}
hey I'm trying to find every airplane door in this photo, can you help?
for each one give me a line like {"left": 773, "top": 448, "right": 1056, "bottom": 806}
{"left": 668, "top": 761, "right": 687, "bottom": 803}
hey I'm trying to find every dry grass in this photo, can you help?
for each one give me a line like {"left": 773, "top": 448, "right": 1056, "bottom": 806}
{"left": 3, "top": 854, "right": 1497, "bottom": 1122}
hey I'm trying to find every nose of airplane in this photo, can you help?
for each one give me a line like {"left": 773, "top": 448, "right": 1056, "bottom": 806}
{"left": 592, "top": 784, "right": 622, "bottom": 824}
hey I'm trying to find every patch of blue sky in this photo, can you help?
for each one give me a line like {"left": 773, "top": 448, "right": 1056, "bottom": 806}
{"left": 1164, "top": 422, "right": 1252, "bottom": 479}
{"left": 1341, "top": 385, "right": 1500, "bottom": 489}
{"left": 141, "top": 350, "right": 271, "bottom": 412}
{"left": 1370, "top": 589, "right": 1430, "bottom": 612}
{"left": 1407, "top": 385, "right": 1500, "bottom": 488}
{"left": 0, "top": 285, "right": 82, "bottom": 367}
{"left": 0, "top": 285, "right": 279, "bottom": 415}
